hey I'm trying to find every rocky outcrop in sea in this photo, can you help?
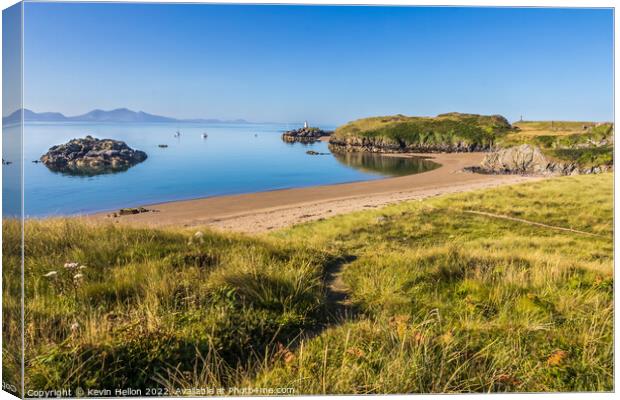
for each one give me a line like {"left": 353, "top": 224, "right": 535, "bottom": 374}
{"left": 470, "top": 144, "right": 612, "bottom": 176}
{"left": 282, "top": 127, "right": 331, "bottom": 143}
{"left": 40, "top": 135, "right": 147, "bottom": 175}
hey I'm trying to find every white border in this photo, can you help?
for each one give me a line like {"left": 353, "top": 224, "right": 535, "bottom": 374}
{"left": 0, "top": 1, "right": 616, "bottom": 399}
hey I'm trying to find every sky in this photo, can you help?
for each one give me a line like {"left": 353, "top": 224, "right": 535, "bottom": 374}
{"left": 20, "top": 3, "right": 614, "bottom": 125}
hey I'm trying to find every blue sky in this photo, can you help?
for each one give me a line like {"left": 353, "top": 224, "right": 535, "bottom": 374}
{"left": 22, "top": 3, "right": 613, "bottom": 125}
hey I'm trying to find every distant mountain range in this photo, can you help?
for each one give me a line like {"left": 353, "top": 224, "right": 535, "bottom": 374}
{"left": 2, "top": 108, "right": 251, "bottom": 125}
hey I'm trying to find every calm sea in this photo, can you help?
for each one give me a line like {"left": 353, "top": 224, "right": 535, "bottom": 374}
{"left": 3, "top": 122, "right": 438, "bottom": 217}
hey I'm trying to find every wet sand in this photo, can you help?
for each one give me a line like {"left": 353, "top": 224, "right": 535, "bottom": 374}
{"left": 91, "top": 152, "right": 538, "bottom": 233}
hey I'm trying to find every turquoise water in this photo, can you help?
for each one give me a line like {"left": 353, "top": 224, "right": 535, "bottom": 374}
{"left": 5, "top": 122, "right": 438, "bottom": 217}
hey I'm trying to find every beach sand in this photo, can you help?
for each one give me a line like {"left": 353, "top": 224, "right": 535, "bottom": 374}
{"left": 91, "top": 152, "right": 539, "bottom": 233}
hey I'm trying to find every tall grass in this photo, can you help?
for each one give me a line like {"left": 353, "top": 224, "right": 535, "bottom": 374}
{"left": 258, "top": 173, "right": 613, "bottom": 393}
{"left": 7, "top": 221, "right": 331, "bottom": 390}
{"left": 2, "top": 173, "right": 613, "bottom": 393}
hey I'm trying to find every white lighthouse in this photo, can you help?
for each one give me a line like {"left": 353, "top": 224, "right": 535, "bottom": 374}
{"left": 304, "top": 120, "right": 308, "bottom": 129}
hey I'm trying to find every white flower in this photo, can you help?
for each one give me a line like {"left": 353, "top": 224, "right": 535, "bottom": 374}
{"left": 70, "top": 322, "right": 79, "bottom": 333}
{"left": 43, "top": 271, "right": 57, "bottom": 278}
{"left": 64, "top": 262, "right": 79, "bottom": 270}
{"left": 78, "top": 265, "right": 87, "bottom": 270}
{"left": 194, "top": 231, "right": 205, "bottom": 243}
{"left": 73, "top": 273, "right": 84, "bottom": 282}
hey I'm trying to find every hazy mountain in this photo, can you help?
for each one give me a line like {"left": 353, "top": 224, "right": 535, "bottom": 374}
{"left": 26, "top": 110, "right": 68, "bottom": 122}
{"left": 3, "top": 109, "right": 69, "bottom": 124}
{"left": 3, "top": 108, "right": 252, "bottom": 125}
{"left": 70, "top": 108, "right": 177, "bottom": 123}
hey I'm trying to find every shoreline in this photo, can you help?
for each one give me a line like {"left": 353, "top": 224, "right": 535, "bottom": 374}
{"left": 88, "top": 152, "right": 541, "bottom": 233}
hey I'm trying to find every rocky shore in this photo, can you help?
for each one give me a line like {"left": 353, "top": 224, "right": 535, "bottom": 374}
{"left": 469, "top": 144, "right": 612, "bottom": 176}
{"left": 328, "top": 113, "right": 511, "bottom": 153}
{"left": 327, "top": 113, "right": 613, "bottom": 176}
{"left": 40, "top": 135, "right": 147, "bottom": 175}
{"left": 282, "top": 127, "right": 331, "bottom": 143}
{"left": 328, "top": 136, "right": 490, "bottom": 153}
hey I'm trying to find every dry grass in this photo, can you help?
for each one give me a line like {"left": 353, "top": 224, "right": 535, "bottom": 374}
{"left": 2, "top": 173, "right": 613, "bottom": 394}
{"left": 511, "top": 121, "right": 608, "bottom": 137}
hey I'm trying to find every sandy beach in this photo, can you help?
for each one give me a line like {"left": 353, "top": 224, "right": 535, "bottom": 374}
{"left": 91, "top": 152, "right": 539, "bottom": 233}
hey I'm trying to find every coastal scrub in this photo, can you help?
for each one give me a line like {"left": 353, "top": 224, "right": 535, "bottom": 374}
{"left": 329, "top": 112, "right": 513, "bottom": 153}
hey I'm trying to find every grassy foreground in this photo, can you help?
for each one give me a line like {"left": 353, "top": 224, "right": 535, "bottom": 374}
{"left": 3, "top": 173, "right": 613, "bottom": 394}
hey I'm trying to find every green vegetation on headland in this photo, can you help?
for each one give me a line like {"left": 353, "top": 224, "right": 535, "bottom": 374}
{"left": 4, "top": 173, "right": 612, "bottom": 394}
{"left": 500, "top": 121, "right": 614, "bottom": 168}
{"left": 329, "top": 112, "right": 513, "bottom": 152}
{"left": 329, "top": 114, "right": 613, "bottom": 173}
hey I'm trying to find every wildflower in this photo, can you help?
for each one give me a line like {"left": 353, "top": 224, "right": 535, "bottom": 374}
{"left": 194, "top": 231, "right": 205, "bottom": 243}
{"left": 64, "top": 262, "right": 79, "bottom": 270}
{"left": 547, "top": 349, "right": 568, "bottom": 366}
{"left": 43, "top": 271, "right": 57, "bottom": 278}
{"left": 346, "top": 347, "right": 366, "bottom": 358}
{"left": 440, "top": 331, "right": 454, "bottom": 345}
{"left": 78, "top": 265, "right": 87, "bottom": 270}
{"left": 73, "top": 273, "right": 84, "bottom": 283}
{"left": 70, "top": 322, "right": 79, "bottom": 334}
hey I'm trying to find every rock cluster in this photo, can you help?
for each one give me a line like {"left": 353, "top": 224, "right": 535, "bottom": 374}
{"left": 473, "top": 144, "right": 612, "bottom": 176}
{"left": 106, "top": 207, "right": 157, "bottom": 218}
{"left": 282, "top": 127, "right": 331, "bottom": 143}
{"left": 40, "top": 135, "right": 147, "bottom": 175}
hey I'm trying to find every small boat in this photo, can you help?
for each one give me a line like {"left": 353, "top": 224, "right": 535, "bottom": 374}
{"left": 158, "top": 144, "right": 168, "bottom": 148}
{"left": 201, "top": 132, "right": 208, "bottom": 139}
{"left": 174, "top": 130, "right": 181, "bottom": 138}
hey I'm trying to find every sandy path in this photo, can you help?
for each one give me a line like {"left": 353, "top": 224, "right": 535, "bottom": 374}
{"left": 463, "top": 210, "right": 602, "bottom": 237}
{"left": 90, "top": 152, "right": 538, "bottom": 233}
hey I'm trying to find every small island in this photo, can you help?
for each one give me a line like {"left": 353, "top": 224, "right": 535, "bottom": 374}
{"left": 40, "top": 135, "right": 147, "bottom": 175}
{"left": 281, "top": 121, "right": 332, "bottom": 143}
